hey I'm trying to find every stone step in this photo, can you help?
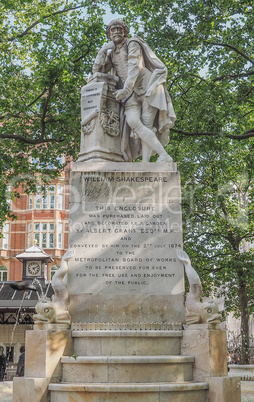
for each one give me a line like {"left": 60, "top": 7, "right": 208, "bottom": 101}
{"left": 72, "top": 329, "right": 182, "bottom": 356}
{"left": 61, "top": 355, "right": 194, "bottom": 383}
{"left": 49, "top": 382, "right": 209, "bottom": 402}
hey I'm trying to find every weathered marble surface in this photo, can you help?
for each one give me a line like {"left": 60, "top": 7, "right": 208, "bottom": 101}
{"left": 72, "top": 330, "right": 182, "bottom": 356}
{"left": 91, "top": 20, "right": 176, "bottom": 163}
{"left": 78, "top": 73, "right": 124, "bottom": 162}
{"left": 49, "top": 382, "right": 209, "bottom": 402}
{"left": 177, "top": 250, "right": 222, "bottom": 325}
{"left": 207, "top": 377, "right": 241, "bottom": 402}
{"left": 181, "top": 327, "right": 228, "bottom": 380}
{"left": 181, "top": 326, "right": 241, "bottom": 402}
{"left": 68, "top": 162, "right": 185, "bottom": 324}
{"left": 13, "top": 328, "right": 73, "bottom": 402}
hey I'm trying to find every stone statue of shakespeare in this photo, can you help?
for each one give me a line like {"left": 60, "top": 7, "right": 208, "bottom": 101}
{"left": 92, "top": 20, "right": 176, "bottom": 162}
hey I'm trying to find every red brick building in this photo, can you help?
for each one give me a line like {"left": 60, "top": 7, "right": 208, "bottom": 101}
{"left": 0, "top": 159, "right": 71, "bottom": 375}
{"left": 0, "top": 158, "right": 71, "bottom": 281}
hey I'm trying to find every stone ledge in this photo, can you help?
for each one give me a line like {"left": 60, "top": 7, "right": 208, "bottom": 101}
{"left": 61, "top": 355, "right": 194, "bottom": 364}
{"left": 49, "top": 382, "right": 209, "bottom": 392}
{"left": 71, "top": 322, "right": 183, "bottom": 331}
{"left": 72, "top": 330, "right": 183, "bottom": 337}
{"left": 72, "top": 161, "right": 177, "bottom": 172}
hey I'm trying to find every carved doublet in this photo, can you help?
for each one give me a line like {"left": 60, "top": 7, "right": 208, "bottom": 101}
{"left": 110, "top": 41, "right": 151, "bottom": 96}
{"left": 111, "top": 44, "right": 129, "bottom": 85}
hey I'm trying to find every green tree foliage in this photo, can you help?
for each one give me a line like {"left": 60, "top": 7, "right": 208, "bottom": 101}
{"left": 0, "top": 0, "right": 106, "bottom": 223}
{"left": 106, "top": 0, "right": 254, "bottom": 362}
{"left": 1, "top": 0, "right": 254, "bottom": 362}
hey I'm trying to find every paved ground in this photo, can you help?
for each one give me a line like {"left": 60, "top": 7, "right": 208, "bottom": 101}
{"left": 0, "top": 381, "right": 253, "bottom": 401}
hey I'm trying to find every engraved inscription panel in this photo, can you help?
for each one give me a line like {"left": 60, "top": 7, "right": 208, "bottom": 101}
{"left": 68, "top": 171, "right": 184, "bottom": 296}
{"left": 81, "top": 82, "right": 105, "bottom": 114}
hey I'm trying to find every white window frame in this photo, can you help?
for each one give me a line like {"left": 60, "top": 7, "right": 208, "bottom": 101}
{"left": 0, "top": 266, "right": 8, "bottom": 281}
{"left": 1, "top": 223, "right": 10, "bottom": 250}
{"left": 34, "top": 223, "right": 55, "bottom": 249}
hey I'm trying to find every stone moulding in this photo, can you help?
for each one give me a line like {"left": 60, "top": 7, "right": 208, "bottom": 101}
{"left": 71, "top": 322, "right": 182, "bottom": 331}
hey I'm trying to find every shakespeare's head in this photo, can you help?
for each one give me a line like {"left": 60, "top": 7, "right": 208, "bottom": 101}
{"left": 106, "top": 20, "right": 129, "bottom": 39}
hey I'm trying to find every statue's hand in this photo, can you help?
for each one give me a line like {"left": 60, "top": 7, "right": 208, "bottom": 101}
{"left": 114, "top": 88, "right": 131, "bottom": 101}
{"left": 101, "top": 41, "right": 115, "bottom": 53}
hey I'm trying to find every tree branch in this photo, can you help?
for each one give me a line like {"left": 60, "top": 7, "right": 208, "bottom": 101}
{"left": 205, "top": 41, "right": 254, "bottom": 65}
{"left": 0, "top": 133, "right": 65, "bottom": 144}
{"left": 40, "top": 80, "right": 57, "bottom": 138}
{"left": 212, "top": 71, "right": 254, "bottom": 82}
{"left": 27, "top": 88, "right": 48, "bottom": 108}
{"left": 171, "top": 128, "right": 254, "bottom": 140}
{"left": 6, "top": 6, "right": 84, "bottom": 42}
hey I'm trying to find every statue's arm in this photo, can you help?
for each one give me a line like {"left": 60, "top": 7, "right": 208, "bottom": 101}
{"left": 124, "top": 40, "right": 141, "bottom": 92}
{"left": 93, "top": 42, "right": 114, "bottom": 74}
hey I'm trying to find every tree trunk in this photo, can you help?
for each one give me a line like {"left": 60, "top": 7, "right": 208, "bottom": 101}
{"left": 238, "top": 268, "right": 250, "bottom": 364}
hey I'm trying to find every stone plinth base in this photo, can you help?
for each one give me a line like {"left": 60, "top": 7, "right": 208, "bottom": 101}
{"left": 25, "top": 328, "right": 73, "bottom": 378}
{"left": 207, "top": 376, "right": 241, "bottom": 402}
{"left": 13, "top": 377, "right": 49, "bottom": 402}
{"left": 69, "top": 294, "right": 185, "bottom": 326}
{"left": 13, "top": 328, "right": 73, "bottom": 402}
{"left": 181, "top": 325, "right": 241, "bottom": 402}
{"left": 49, "top": 382, "right": 209, "bottom": 402}
{"left": 181, "top": 325, "right": 228, "bottom": 380}
{"left": 68, "top": 162, "right": 185, "bottom": 325}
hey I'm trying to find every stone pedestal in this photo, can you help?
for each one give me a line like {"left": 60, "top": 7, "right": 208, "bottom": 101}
{"left": 67, "top": 161, "right": 185, "bottom": 327}
{"left": 181, "top": 324, "right": 241, "bottom": 402}
{"left": 13, "top": 325, "right": 73, "bottom": 402}
{"left": 181, "top": 324, "right": 228, "bottom": 380}
{"left": 78, "top": 73, "right": 124, "bottom": 162}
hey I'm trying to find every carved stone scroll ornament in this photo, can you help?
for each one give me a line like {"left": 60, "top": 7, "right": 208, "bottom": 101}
{"left": 177, "top": 249, "right": 222, "bottom": 325}
{"left": 81, "top": 108, "right": 99, "bottom": 135}
{"left": 82, "top": 118, "right": 96, "bottom": 135}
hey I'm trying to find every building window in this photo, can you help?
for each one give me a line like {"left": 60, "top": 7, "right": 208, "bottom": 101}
{"left": 28, "top": 184, "right": 65, "bottom": 210}
{"left": 58, "top": 185, "right": 64, "bottom": 210}
{"left": 0, "top": 266, "right": 8, "bottom": 281}
{"left": 34, "top": 223, "right": 55, "bottom": 249}
{"left": 1, "top": 223, "right": 10, "bottom": 250}
{"left": 27, "top": 223, "right": 32, "bottom": 247}
{"left": 57, "top": 223, "right": 63, "bottom": 249}
{"left": 51, "top": 265, "right": 60, "bottom": 280}
{"left": 28, "top": 195, "right": 33, "bottom": 209}
{"left": 42, "top": 195, "right": 48, "bottom": 209}
{"left": 50, "top": 194, "right": 55, "bottom": 209}
{"left": 35, "top": 194, "right": 41, "bottom": 209}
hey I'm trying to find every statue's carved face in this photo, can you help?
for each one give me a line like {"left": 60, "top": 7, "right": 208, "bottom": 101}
{"left": 200, "top": 301, "right": 222, "bottom": 324}
{"left": 109, "top": 25, "right": 125, "bottom": 44}
{"left": 34, "top": 299, "right": 56, "bottom": 323}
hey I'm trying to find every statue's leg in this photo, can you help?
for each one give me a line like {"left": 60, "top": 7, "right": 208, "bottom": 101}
{"left": 125, "top": 106, "right": 172, "bottom": 162}
{"left": 142, "top": 142, "right": 152, "bottom": 162}
{"left": 141, "top": 100, "right": 158, "bottom": 162}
